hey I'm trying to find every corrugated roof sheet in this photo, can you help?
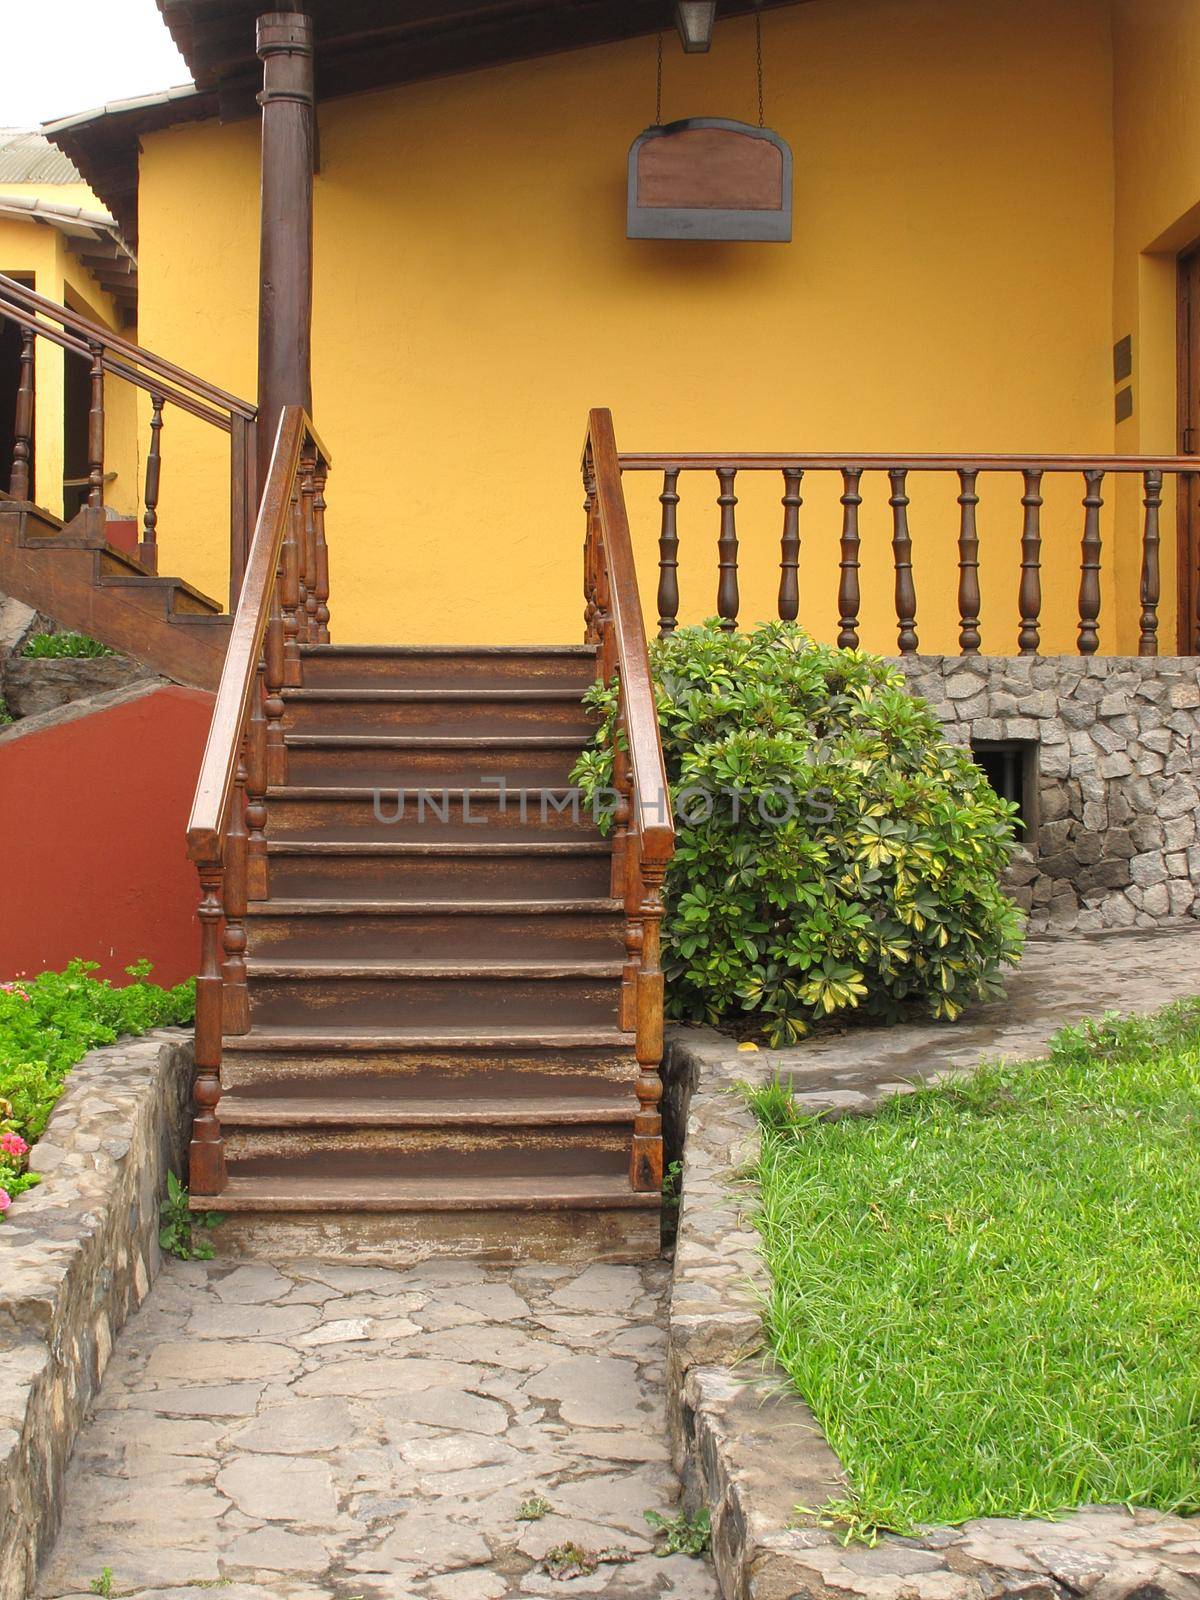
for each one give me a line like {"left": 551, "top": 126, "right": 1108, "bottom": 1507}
{"left": 0, "top": 129, "right": 82, "bottom": 185}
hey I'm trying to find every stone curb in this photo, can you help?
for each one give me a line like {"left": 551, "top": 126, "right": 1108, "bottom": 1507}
{"left": 664, "top": 1024, "right": 1200, "bottom": 1600}
{"left": 0, "top": 1030, "right": 192, "bottom": 1600}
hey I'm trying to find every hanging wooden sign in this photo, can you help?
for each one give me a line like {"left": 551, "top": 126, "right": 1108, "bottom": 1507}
{"left": 627, "top": 117, "right": 792, "bottom": 242}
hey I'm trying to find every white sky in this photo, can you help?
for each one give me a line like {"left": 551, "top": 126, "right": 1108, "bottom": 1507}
{"left": 0, "top": 0, "right": 191, "bottom": 128}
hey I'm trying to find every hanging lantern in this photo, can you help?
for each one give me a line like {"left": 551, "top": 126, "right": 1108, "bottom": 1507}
{"left": 629, "top": 7, "right": 792, "bottom": 242}
{"left": 627, "top": 117, "right": 792, "bottom": 241}
{"left": 675, "top": 2, "right": 717, "bottom": 51}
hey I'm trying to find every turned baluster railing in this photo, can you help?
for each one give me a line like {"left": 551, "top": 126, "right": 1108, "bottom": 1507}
{"left": 582, "top": 408, "right": 675, "bottom": 1194}
{"left": 0, "top": 270, "right": 257, "bottom": 608}
{"left": 620, "top": 451, "right": 1200, "bottom": 655}
{"left": 186, "top": 407, "right": 332, "bottom": 1196}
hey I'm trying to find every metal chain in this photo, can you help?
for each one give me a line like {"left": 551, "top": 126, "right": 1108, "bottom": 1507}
{"left": 656, "top": 30, "right": 664, "bottom": 125}
{"left": 756, "top": 5, "right": 765, "bottom": 127}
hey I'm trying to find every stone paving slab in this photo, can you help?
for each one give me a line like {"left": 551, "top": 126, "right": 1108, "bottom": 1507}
{"left": 36, "top": 1257, "right": 718, "bottom": 1599}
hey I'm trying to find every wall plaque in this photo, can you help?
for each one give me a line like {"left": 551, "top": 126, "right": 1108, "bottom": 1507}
{"left": 627, "top": 117, "right": 792, "bottom": 242}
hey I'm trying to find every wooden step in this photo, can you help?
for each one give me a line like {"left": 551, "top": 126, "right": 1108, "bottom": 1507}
{"left": 219, "top": 1085, "right": 635, "bottom": 1124}
{"left": 223, "top": 1122, "right": 631, "bottom": 1173}
{"left": 243, "top": 897, "right": 625, "bottom": 960}
{"left": 265, "top": 786, "right": 601, "bottom": 838}
{"left": 281, "top": 686, "right": 594, "bottom": 737}
{"left": 202, "top": 1168, "right": 655, "bottom": 1213}
{"left": 243, "top": 956, "right": 624, "bottom": 1028}
{"left": 297, "top": 643, "right": 598, "bottom": 692}
{"left": 0, "top": 498, "right": 229, "bottom": 689}
{"left": 263, "top": 836, "right": 613, "bottom": 898}
{"left": 219, "top": 1030, "right": 637, "bottom": 1091}
{"left": 282, "top": 732, "right": 588, "bottom": 786}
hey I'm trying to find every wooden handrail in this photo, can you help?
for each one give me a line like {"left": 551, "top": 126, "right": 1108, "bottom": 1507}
{"left": 619, "top": 445, "right": 1193, "bottom": 656}
{"left": 0, "top": 271, "right": 258, "bottom": 602}
{"left": 582, "top": 408, "right": 675, "bottom": 1194}
{"left": 621, "top": 451, "right": 1200, "bottom": 473}
{"left": 187, "top": 406, "right": 327, "bottom": 861}
{"left": 0, "top": 271, "right": 255, "bottom": 418}
{"left": 184, "top": 404, "right": 332, "bottom": 1197}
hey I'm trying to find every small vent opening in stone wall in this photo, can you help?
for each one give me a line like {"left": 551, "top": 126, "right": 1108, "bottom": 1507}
{"left": 971, "top": 739, "right": 1039, "bottom": 834}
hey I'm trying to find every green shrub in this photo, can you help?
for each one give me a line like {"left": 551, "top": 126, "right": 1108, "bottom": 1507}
{"left": 573, "top": 622, "right": 1023, "bottom": 1044}
{"left": 0, "top": 697, "right": 11, "bottom": 727}
{"left": 21, "top": 631, "right": 115, "bottom": 659}
{"left": 0, "top": 960, "right": 195, "bottom": 1215}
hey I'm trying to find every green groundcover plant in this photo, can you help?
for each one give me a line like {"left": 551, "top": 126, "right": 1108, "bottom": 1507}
{"left": 749, "top": 1001, "right": 1200, "bottom": 1536}
{"left": 21, "top": 631, "right": 115, "bottom": 659}
{"left": 0, "top": 960, "right": 194, "bottom": 1215}
{"left": 573, "top": 621, "right": 1023, "bottom": 1043}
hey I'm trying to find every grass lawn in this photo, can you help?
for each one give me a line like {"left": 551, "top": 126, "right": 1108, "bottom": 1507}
{"left": 749, "top": 1001, "right": 1200, "bottom": 1536}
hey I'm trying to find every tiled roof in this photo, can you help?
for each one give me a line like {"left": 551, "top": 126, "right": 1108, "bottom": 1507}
{"left": 0, "top": 129, "right": 82, "bottom": 186}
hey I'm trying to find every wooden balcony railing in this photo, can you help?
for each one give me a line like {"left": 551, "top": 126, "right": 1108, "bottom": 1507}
{"left": 0, "top": 271, "right": 257, "bottom": 607}
{"left": 619, "top": 451, "right": 1200, "bottom": 656}
{"left": 186, "top": 406, "right": 331, "bottom": 1196}
{"left": 582, "top": 409, "right": 675, "bottom": 1191}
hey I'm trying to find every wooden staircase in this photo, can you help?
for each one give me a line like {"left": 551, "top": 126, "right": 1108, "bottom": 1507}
{"left": 207, "top": 641, "right": 660, "bottom": 1261}
{"left": 0, "top": 497, "right": 230, "bottom": 689}
{"left": 185, "top": 408, "right": 674, "bottom": 1266}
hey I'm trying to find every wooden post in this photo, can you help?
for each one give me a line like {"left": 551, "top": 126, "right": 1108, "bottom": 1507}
{"left": 715, "top": 468, "right": 739, "bottom": 631}
{"left": 140, "top": 395, "right": 164, "bottom": 573}
{"left": 87, "top": 341, "right": 105, "bottom": 510}
{"left": 778, "top": 467, "right": 802, "bottom": 622}
{"left": 889, "top": 467, "right": 918, "bottom": 653}
{"left": 630, "top": 859, "right": 666, "bottom": 1192}
{"left": 957, "top": 469, "right": 982, "bottom": 654}
{"left": 256, "top": 11, "right": 314, "bottom": 496}
{"left": 657, "top": 468, "right": 681, "bottom": 635}
{"left": 190, "top": 863, "right": 227, "bottom": 1196}
{"left": 313, "top": 458, "right": 331, "bottom": 643}
{"left": 837, "top": 467, "right": 863, "bottom": 648}
{"left": 1140, "top": 469, "right": 1163, "bottom": 657}
{"left": 9, "top": 326, "right": 33, "bottom": 501}
{"left": 1018, "top": 469, "right": 1044, "bottom": 655}
{"left": 1077, "top": 469, "right": 1104, "bottom": 656}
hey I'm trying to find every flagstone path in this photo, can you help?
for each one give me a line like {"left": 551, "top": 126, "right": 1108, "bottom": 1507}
{"left": 37, "top": 1257, "right": 718, "bottom": 1600}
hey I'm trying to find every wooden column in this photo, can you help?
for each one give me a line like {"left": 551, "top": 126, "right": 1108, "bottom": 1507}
{"left": 256, "top": 11, "right": 314, "bottom": 494}
{"left": 8, "top": 327, "right": 33, "bottom": 501}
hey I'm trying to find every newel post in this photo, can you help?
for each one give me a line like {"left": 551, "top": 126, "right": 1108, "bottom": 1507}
{"left": 191, "top": 862, "right": 228, "bottom": 1196}
{"left": 631, "top": 858, "right": 667, "bottom": 1193}
{"left": 256, "top": 11, "right": 314, "bottom": 494}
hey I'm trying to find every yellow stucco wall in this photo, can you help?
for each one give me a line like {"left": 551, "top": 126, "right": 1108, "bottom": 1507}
{"left": 0, "top": 194, "right": 136, "bottom": 522}
{"left": 139, "top": 0, "right": 1125, "bottom": 649}
{"left": 1112, "top": 0, "right": 1200, "bottom": 653}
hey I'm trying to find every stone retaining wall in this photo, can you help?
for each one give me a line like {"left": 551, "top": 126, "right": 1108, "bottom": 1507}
{"left": 897, "top": 656, "right": 1200, "bottom": 934}
{"left": 664, "top": 943, "right": 1200, "bottom": 1599}
{"left": 0, "top": 1032, "right": 191, "bottom": 1600}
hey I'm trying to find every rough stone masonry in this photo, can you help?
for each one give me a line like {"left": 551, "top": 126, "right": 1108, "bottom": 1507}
{"left": 898, "top": 656, "right": 1200, "bottom": 934}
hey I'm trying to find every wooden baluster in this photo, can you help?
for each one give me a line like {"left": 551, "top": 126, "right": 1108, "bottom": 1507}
{"left": 246, "top": 664, "right": 270, "bottom": 900}
{"left": 300, "top": 446, "right": 318, "bottom": 645}
{"left": 313, "top": 459, "right": 330, "bottom": 643}
{"left": 657, "top": 468, "right": 681, "bottom": 635}
{"left": 957, "top": 469, "right": 982, "bottom": 653}
{"left": 221, "top": 746, "right": 251, "bottom": 1034}
{"left": 716, "top": 467, "right": 739, "bottom": 631}
{"left": 265, "top": 579, "right": 287, "bottom": 787}
{"left": 837, "top": 467, "right": 863, "bottom": 647}
{"left": 611, "top": 711, "right": 632, "bottom": 919}
{"left": 889, "top": 467, "right": 918, "bottom": 653}
{"left": 1139, "top": 468, "right": 1163, "bottom": 657}
{"left": 139, "top": 395, "right": 164, "bottom": 574}
{"left": 190, "top": 863, "right": 227, "bottom": 1196}
{"left": 1077, "top": 468, "right": 1104, "bottom": 656}
{"left": 582, "top": 449, "right": 601, "bottom": 645}
{"left": 1017, "top": 468, "right": 1044, "bottom": 655}
{"left": 778, "top": 467, "right": 803, "bottom": 621}
{"left": 87, "top": 341, "right": 105, "bottom": 510}
{"left": 630, "top": 857, "right": 667, "bottom": 1192}
{"left": 8, "top": 327, "right": 33, "bottom": 501}
{"left": 281, "top": 482, "right": 302, "bottom": 684}
{"left": 619, "top": 793, "right": 641, "bottom": 1035}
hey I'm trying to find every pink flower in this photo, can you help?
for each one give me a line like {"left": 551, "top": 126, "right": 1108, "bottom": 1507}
{"left": 0, "top": 983, "right": 29, "bottom": 1001}
{"left": 1, "top": 1133, "right": 27, "bottom": 1159}
{"left": 0, "top": 1190, "right": 11, "bottom": 1213}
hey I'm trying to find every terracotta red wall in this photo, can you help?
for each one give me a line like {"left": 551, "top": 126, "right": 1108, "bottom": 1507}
{"left": 1, "top": 685, "right": 214, "bottom": 986}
